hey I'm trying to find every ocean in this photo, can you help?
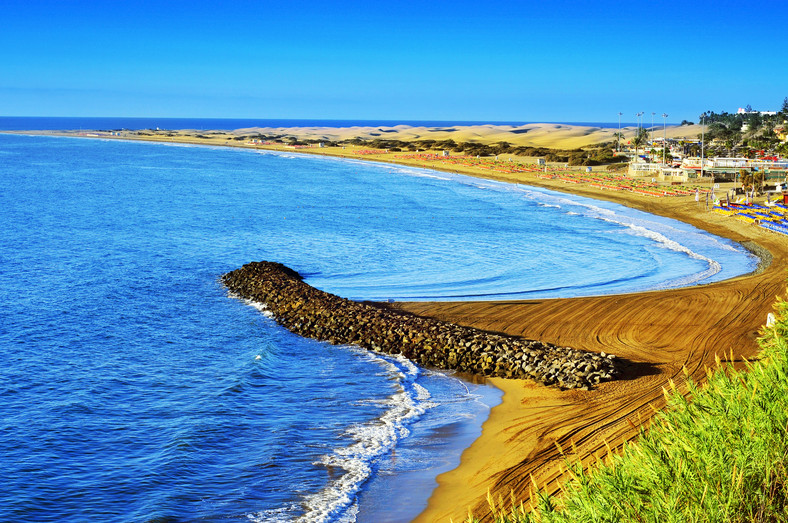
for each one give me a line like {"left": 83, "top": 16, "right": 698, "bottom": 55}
{"left": 0, "top": 133, "right": 757, "bottom": 522}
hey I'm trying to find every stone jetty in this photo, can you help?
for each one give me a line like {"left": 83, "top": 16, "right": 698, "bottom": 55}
{"left": 222, "top": 261, "right": 620, "bottom": 389}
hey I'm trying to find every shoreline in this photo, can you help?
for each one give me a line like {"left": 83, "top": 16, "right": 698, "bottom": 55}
{"left": 8, "top": 129, "right": 788, "bottom": 521}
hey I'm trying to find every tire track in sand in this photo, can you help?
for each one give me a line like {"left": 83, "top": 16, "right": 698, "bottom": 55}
{"left": 396, "top": 200, "right": 786, "bottom": 522}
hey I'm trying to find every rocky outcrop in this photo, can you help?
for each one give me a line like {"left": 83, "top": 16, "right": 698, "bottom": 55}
{"left": 222, "top": 261, "right": 620, "bottom": 389}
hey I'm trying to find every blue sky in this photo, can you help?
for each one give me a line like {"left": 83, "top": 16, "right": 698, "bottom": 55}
{"left": 2, "top": 0, "right": 786, "bottom": 123}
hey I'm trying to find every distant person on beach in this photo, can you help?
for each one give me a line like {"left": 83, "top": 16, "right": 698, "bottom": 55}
{"left": 695, "top": 188, "right": 700, "bottom": 207}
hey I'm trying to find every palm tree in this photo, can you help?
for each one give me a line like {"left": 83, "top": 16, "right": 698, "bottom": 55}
{"left": 631, "top": 127, "right": 649, "bottom": 160}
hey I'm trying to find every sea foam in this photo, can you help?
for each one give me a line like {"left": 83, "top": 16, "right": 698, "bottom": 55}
{"left": 295, "top": 353, "right": 433, "bottom": 522}
{"left": 245, "top": 352, "right": 435, "bottom": 523}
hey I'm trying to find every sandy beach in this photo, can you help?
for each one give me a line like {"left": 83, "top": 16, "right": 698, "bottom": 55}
{"left": 399, "top": 197, "right": 785, "bottom": 521}
{"left": 13, "top": 124, "right": 787, "bottom": 521}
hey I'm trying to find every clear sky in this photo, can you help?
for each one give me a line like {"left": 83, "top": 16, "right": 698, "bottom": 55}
{"left": 2, "top": 0, "right": 786, "bottom": 123}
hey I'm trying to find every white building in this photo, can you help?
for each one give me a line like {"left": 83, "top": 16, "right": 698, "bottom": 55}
{"left": 737, "top": 107, "right": 777, "bottom": 116}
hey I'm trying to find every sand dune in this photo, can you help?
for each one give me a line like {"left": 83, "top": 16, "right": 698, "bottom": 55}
{"left": 23, "top": 122, "right": 705, "bottom": 150}
{"left": 228, "top": 123, "right": 704, "bottom": 149}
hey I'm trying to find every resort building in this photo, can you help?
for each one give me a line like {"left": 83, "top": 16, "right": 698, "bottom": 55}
{"left": 737, "top": 107, "right": 778, "bottom": 116}
{"left": 629, "top": 157, "right": 788, "bottom": 183}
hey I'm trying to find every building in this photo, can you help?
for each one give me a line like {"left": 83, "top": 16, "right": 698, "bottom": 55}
{"left": 628, "top": 157, "right": 788, "bottom": 183}
{"left": 737, "top": 108, "right": 778, "bottom": 116}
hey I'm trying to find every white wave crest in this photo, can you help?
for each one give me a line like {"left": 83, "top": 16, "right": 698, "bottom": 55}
{"left": 226, "top": 290, "right": 276, "bottom": 319}
{"left": 516, "top": 185, "right": 730, "bottom": 287}
{"left": 241, "top": 296, "right": 274, "bottom": 318}
{"left": 246, "top": 505, "right": 299, "bottom": 523}
{"left": 293, "top": 353, "right": 433, "bottom": 523}
{"left": 608, "top": 220, "right": 721, "bottom": 284}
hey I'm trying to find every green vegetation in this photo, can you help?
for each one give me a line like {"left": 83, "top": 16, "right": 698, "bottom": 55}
{"left": 701, "top": 97, "right": 788, "bottom": 157}
{"left": 631, "top": 127, "right": 650, "bottom": 158}
{"left": 474, "top": 291, "right": 788, "bottom": 523}
{"left": 238, "top": 99, "right": 788, "bottom": 164}
{"left": 740, "top": 170, "right": 766, "bottom": 191}
{"left": 334, "top": 137, "right": 625, "bottom": 166}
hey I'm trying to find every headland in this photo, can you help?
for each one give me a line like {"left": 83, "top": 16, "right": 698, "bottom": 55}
{"left": 9, "top": 124, "right": 788, "bottom": 521}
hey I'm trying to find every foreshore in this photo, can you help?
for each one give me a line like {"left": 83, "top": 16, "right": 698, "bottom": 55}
{"left": 11, "top": 126, "right": 788, "bottom": 521}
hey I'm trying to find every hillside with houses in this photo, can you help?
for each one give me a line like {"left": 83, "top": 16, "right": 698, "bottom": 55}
{"left": 626, "top": 98, "right": 788, "bottom": 188}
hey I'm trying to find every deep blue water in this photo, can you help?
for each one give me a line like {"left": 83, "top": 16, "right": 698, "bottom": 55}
{"left": 0, "top": 134, "right": 757, "bottom": 522}
{"left": 0, "top": 116, "right": 637, "bottom": 131}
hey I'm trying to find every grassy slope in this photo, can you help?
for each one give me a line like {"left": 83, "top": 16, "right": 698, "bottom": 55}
{"left": 477, "top": 290, "right": 788, "bottom": 523}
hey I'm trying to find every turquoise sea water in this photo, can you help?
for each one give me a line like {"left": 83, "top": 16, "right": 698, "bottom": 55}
{"left": 0, "top": 134, "right": 757, "bottom": 522}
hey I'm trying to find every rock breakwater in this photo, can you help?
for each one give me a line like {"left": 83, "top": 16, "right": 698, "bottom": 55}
{"left": 222, "top": 261, "right": 620, "bottom": 389}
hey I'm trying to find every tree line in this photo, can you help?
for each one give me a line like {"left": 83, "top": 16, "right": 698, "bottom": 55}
{"left": 697, "top": 97, "right": 788, "bottom": 157}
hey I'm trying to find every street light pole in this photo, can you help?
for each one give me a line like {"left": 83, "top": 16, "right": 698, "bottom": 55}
{"left": 651, "top": 112, "right": 656, "bottom": 146}
{"left": 662, "top": 113, "right": 668, "bottom": 165}
{"left": 701, "top": 114, "right": 705, "bottom": 181}
{"left": 635, "top": 112, "right": 644, "bottom": 160}
{"left": 617, "top": 112, "right": 623, "bottom": 152}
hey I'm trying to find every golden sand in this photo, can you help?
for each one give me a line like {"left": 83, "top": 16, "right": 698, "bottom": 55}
{"left": 230, "top": 122, "right": 704, "bottom": 149}
{"left": 400, "top": 195, "right": 784, "bottom": 521}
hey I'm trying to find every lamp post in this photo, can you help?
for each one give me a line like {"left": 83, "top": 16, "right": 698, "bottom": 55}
{"left": 701, "top": 114, "right": 705, "bottom": 181}
{"left": 635, "top": 112, "right": 644, "bottom": 161}
{"left": 617, "top": 112, "right": 623, "bottom": 152}
{"left": 651, "top": 112, "right": 656, "bottom": 146}
{"left": 662, "top": 113, "right": 668, "bottom": 165}
{"left": 636, "top": 112, "right": 644, "bottom": 139}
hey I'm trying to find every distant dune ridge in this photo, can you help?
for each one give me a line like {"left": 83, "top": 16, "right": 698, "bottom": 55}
{"left": 227, "top": 123, "right": 705, "bottom": 149}
{"left": 13, "top": 122, "right": 705, "bottom": 150}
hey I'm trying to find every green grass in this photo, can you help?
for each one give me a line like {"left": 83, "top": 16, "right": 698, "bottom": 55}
{"left": 473, "top": 293, "right": 788, "bottom": 523}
